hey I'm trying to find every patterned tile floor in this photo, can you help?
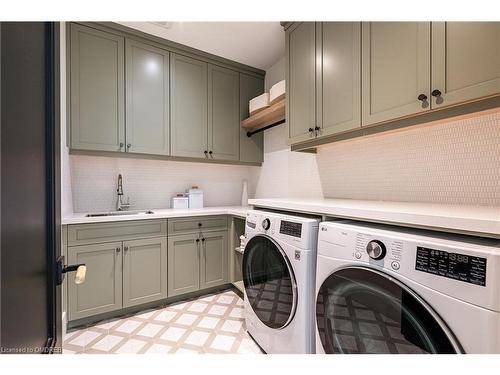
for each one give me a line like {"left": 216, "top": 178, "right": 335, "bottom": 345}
{"left": 63, "top": 289, "right": 263, "bottom": 354}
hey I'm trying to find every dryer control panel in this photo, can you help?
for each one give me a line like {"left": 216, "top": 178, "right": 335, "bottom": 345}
{"left": 415, "top": 247, "right": 487, "bottom": 286}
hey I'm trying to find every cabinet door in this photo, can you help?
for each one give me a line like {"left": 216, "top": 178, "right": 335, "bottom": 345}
{"left": 167, "top": 233, "right": 200, "bottom": 297}
{"left": 208, "top": 65, "right": 240, "bottom": 161}
{"left": 170, "top": 53, "right": 208, "bottom": 158}
{"left": 362, "top": 22, "right": 430, "bottom": 126}
{"left": 122, "top": 237, "right": 168, "bottom": 308}
{"left": 68, "top": 242, "right": 122, "bottom": 320}
{"left": 320, "top": 22, "right": 361, "bottom": 137}
{"left": 239, "top": 73, "right": 264, "bottom": 163}
{"left": 287, "top": 22, "right": 317, "bottom": 144}
{"left": 432, "top": 22, "right": 500, "bottom": 108}
{"left": 200, "top": 231, "right": 228, "bottom": 290}
{"left": 125, "top": 39, "right": 170, "bottom": 155}
{"left": 70, "top": 24, "right": 125, "bottom": 152}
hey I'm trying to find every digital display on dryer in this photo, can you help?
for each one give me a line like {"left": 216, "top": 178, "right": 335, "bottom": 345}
{"left": 415, "top": 246, "right": 487, "bottom": 286}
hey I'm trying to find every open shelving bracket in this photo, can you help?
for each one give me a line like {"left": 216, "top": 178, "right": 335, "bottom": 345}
{"left": 246, "top": 119, "right": 286, "bottom": 137}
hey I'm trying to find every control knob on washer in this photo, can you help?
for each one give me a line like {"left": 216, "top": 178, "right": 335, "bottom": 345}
{"left": 366, "top": 240, "right": 386, "bottom": 260}
{"left": 262, "top": 218, "right": 271, "bottom": 230}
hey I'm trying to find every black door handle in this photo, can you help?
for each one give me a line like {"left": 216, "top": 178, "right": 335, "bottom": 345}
{"left": 417, "top": 94, "right": 428, "bottom": 101}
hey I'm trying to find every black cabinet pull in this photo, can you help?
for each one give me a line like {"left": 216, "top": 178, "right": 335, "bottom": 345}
{"left": 431, "top": 89, "right": 442, "bottom": 97}
{"left": 198, "top": 222, "right": 202, "bottom": 227}
{"left": 204, "top": 150, "right": 208, "bottom": 158}
{"left": 201, "top": 238, "right": 205, "bottom": 242}
{"left": 209, "top": 151, "right": 213, "bottom": 158}
{"left": 417, "top": 94, "right": 428, "bottom": 101}
{"left": 315, "top": 126, "right": 320, "bottom": 130}
{"left": 196, "top": 239, "right": 200, "bottom": 243}
{"left": 308, "top": 127, "right": 313, "bottom": 133}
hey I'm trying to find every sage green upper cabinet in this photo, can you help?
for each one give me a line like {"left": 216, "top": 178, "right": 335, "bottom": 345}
{"left": 122, "top": 237, "right": 168, "bottom": 308}
{"left": 125, "top": 40, "right": 170, "bottom": 156}
{"left": 170, "top": 53, "right": 208, "bottom": 158}
{"left": 208, "top": 65, "right": 240, "bottom": 161}
{"left": 68, "top": 242, "right": 123, "bottom": 320}
{"left": 361, "top": 22, "right": 431, "bottom": 126}
{"left": 239, "top": 74, "right": 264, "bottom": 163}
{"left": 70, "top": 24, "right": 125, "bottom": 152}
{"left": 287, "top": 22, "right": 317, "bottom": 144}
{"left": 200, "top": 231, "right": 228, "bottom": 290}
{"left": 320, "top": 22, "right": 361, "bottom": 136}
{"left": 167, "top": 233, "right": 200, "bottom": 297}
{"left": 431, "top": 22, "right": 500, "bottom": 108}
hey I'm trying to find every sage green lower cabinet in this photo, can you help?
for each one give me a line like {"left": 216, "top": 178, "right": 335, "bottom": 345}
{"left": 68, "top": 242, "right": 123, "bottom": 320}
{"left": 200, "top": 231, "right": 228, "bottom": 289}
{"left": 122, "top": 237, "right": 168, "bottom": 308}
{"left": 167, "top": 233, "right": 201, "bottom": 297}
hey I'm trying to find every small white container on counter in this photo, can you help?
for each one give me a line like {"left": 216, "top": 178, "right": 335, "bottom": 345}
{"left": 186, "top": 187, "right": 204, "bottom": 209}
{"left": 171, "top": 195, "right": 189, "bottom": 209}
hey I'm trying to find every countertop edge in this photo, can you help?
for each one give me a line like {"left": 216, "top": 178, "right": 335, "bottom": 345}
{"left": 248, "top": 199, "right": 500, "bottom": 238}
{"left": 62, "top": 206, "right": 250, "bottom": 225}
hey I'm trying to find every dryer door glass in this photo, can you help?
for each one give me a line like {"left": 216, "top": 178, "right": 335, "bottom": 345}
{"left": 316, "top": 267, "right": 460, "bottom": 354}
{"left": 243, "top": 235, "right": 297, "bottom": 329}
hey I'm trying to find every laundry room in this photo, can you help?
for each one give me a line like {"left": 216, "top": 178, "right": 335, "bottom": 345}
{"left": 1, "top": 0, "right": 500, "bottom": 373}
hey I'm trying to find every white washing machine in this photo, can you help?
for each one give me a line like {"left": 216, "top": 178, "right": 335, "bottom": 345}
{"left": 315, "top": 220, "right": 500, "bottom": 354}
{"left": 242, "top": 210, "right": 319, "bottom": 354}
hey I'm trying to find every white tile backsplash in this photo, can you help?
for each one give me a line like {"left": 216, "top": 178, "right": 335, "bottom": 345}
{"left": 316, "top": 109, "right": 500, "bottom": 206}
{"left": 70, "top": 155, "right": 258, "bottom": 213}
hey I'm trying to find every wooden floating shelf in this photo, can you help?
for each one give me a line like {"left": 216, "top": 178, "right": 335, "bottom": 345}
{"left": 241, "top": 97, "right": 285, "bottom": 137}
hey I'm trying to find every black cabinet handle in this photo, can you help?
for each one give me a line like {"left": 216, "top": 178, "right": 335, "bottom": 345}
{"left": 196, "top": 239, "right": 200, "bottom": 243}
{"left": 417, "top": 94, "right": 428, "bottom": 101}
{"left": 209, "top": 151, "right": 213, "bottom": 158}
{"left": 204, "top": 150, "right": 208, "bottom": 157}
{"left": 431, "top": 89, "right": 442, "bottom": 97}
{"left": 201, "top": 238, "right": 205, "bottom": 242}
{"left": 314, "top": 126, "right": 320, "bottom": 130}
{"left": 308, "top": 127, "right": 313, "bottom": 133}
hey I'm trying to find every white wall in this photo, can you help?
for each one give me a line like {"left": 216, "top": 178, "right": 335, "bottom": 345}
{"left": 316, "top": 108, "right": 500, "bottom": 206}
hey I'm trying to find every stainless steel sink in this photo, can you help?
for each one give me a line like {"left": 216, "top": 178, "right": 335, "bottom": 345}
{"left": 85, "top": 210, "right": 155, "bottom": 217}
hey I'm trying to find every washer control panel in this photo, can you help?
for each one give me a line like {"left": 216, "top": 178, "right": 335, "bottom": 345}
{"left": 279, "top": 220, "right": 302, "bottom": 238}
{"left": 415, "top": 247, "right": 487, "bottom": 286}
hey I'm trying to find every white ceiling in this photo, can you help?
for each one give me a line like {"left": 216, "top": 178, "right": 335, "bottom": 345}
{"left": 118, "top": 22, "right": 284, "bottom": 71}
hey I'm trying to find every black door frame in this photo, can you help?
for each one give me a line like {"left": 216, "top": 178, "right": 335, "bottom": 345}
{"left": 44, "top": 21, "right": 62, "bottom": 354}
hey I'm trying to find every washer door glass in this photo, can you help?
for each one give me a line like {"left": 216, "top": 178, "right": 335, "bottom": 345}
{"left": 316, "top": 267, "right": 460, "bottom": 354}
{"left": 243, "top": 235, "right": 297, "bottom": 329}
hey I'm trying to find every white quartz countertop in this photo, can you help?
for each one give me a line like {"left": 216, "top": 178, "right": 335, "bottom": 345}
{"left": 62, "top": 206, "right": 250, "bottom": 225}
{"left": 248, "top": 198, "right": 500, "bottom": 238}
